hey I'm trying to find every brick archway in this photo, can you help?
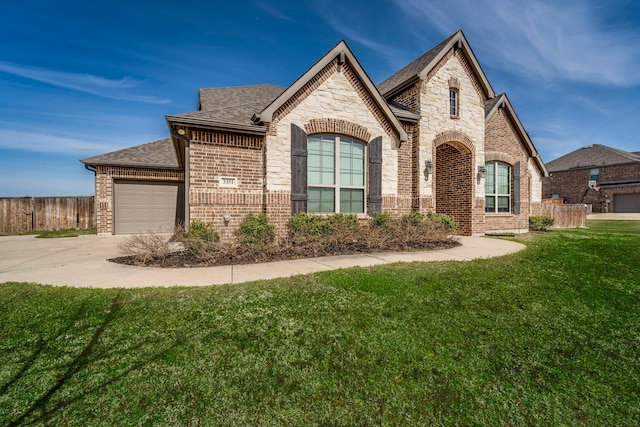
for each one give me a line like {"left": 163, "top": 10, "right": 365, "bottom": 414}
{"left": 435, "top": 142, "right": 473, "bottom": 235}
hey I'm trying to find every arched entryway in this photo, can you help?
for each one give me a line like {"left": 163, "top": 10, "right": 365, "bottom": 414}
{"left": 435, "top": 141, "right": 473, "bottom": 235}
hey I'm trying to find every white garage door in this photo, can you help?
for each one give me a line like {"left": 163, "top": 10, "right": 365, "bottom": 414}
{"left": 114, "top": 181, "right": 184, "bottom": 234}
{"left": 614, "top": 194, "right": 640, "bottom": 213}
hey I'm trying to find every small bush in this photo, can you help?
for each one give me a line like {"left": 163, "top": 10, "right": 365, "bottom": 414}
{"left": 287, "top": 213, "right": 333, "bottom": 244}
{"left": 426, "top": 212, "right": 458, "bottom": 234}
{"left": 235, "top": 213, "right": 275, "bottom": 246}
{"left": 180, "top": 219, "right": 220, "bottom": 258}
{"left": 529, "top": 216, "right": 555, "bottom": 232}
{"left": 369, "top": 211, "right": 394, "bottom": 228}
{"left": 117, "top": 232, "right": 171, "bottom": 262}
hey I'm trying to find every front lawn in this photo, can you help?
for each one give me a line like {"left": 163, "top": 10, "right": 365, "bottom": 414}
{"left": 1, "top": 221, "right": 639, "bottom": 425}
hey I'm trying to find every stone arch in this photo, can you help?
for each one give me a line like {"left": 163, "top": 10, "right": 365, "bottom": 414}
{"left": 434, "top": 137, "right": 473, "bottom": 236}
{"left": 433, "top": 130, "right": 474, "bottom": 153}
{"left": 304, "top": 118, "right": 372, "bottom": 142}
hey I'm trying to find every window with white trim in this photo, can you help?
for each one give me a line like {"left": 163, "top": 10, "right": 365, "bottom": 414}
{"left": 307, "top": 134, "right": 366, "bottom": 214}
{"left": 485, "top": 161, "right": 511, "bottom": 213}
{"left": 590, "top": 168, "right": 600, "bottom": 181}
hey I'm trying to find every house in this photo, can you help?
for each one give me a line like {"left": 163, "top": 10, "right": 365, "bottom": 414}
{"left": 81, "top": 30, "right": 547, "bottom": 239}
{"left": 543, "top": 144, "right": 640, "bottom": 213}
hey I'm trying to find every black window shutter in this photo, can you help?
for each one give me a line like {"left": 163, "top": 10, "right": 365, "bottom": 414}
{"left": 291, "top": 124, "right": 308, "bottom": 215}
{"left": 513, "top": 161, "right": 521, "bottom": 215}
{"left": 368, "top": 136, "right": 383, "bottom": 214}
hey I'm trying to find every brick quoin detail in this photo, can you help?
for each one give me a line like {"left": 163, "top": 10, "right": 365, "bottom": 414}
{"left": 270, "top": 60, "right": 400, "bottom": 146}
{"left": 304, "top": 119, "right": 372, "bottom": 142}
{"left": 269, "top": 59, "right": 338, "bottom": 136}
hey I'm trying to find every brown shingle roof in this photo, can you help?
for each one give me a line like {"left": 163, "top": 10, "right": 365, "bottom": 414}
{"left": 80, "top": 138, "right": 179, "bottom": 169}
{"left": 377, "top": 33, "right": 457, "bottom": 96}
{"left": 546, "top": 144, "right": 640, "bottom": 173}
{"left": 167, "top": 84, "right": 285, "bottom": 130}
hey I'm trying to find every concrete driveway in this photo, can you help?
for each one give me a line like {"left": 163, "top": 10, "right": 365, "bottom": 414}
{"left": 587, "top": 213, "right": 640, "bottom": 220}
{"left": 0, "top": 234, "right": 525, "bottom": 288}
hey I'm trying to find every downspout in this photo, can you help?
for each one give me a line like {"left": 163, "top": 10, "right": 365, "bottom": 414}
{"left": 83, "top": 163, "right": 98, "bottom": 230}
{"left": 169, "top": 128, "right": 191, "bottom": 229}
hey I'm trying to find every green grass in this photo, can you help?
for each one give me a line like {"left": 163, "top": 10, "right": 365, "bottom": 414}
{"left": 34, "top": 228, "right": 96, "bottom": 238}
{"left": 1, "top": 223, "right": 639, "bottom": 425}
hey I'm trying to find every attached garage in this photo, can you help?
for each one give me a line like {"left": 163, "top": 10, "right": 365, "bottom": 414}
{"left": 614, "top": 194, "right": 640, "bottom": 213}
{"left": 114, "top": 181, "right": 184, "bottom": 234}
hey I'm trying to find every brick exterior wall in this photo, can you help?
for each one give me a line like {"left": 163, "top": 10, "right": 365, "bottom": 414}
{"left": 543, "top": 163, "right": 640, "bottom": 212}
{"left": 188, "top": 132, "right": 265, "bottom": 242}
{"left": 484, "top": 108, "right": 540, "bottom": 232}
{"left": 94, "top": 166, "right": 184, "bottom": 234}
{"left": 94, "top": 41, "right": 548, "bottom": 240}
{"left": 435, "top": 143, "right": 473, "bottom": 235}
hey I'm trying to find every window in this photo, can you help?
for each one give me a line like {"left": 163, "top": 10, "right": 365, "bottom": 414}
{"left": 590, "top": 168, "right": 600, "bottom": 181}
{"left": 307, "top": 134, "right": 365, "bottom": 214}
{"left": 485, "top": 161, "right": 511, "bottom": 213}
{"left": 449, "top": 89, "right": 459, "bottom": 116}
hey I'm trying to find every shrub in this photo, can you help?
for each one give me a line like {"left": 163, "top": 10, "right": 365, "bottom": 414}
{"left": 235, "top": 213, "right": 275, "bottom": 246}
{"left": 180, "top": 219, "right": 220, "bottom": 258}
{"left": 426, "top": 212, "right": 458, "bottom": 234}
{"left": 287, "top": 213, "right": 333, "bottom": 244}
{"left": 185, "top": 220, "right": 219, "bottom": 242}
{"left": 117, "top": 232, "right": 171, "bottom": 263}
{"left": 369, "top": 211, "right": 394, "bottom": 228}
{"left": 529, "top": 215, "right": 555, "bottom": 232}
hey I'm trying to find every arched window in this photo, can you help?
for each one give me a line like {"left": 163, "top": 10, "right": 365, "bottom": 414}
{"left": 307, "top": 134, "right": 366, "bottom": 214}
{"left": 485, "top": 161, "right": 511, "bottom": 213}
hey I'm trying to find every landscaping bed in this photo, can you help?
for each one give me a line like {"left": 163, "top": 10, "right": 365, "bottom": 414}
{"left": 109, "top": 212, "right": 460, "bottom": 268}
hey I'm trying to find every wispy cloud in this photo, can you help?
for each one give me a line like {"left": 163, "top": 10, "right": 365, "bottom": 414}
{"left": 312, "top": 4, "right": 405, "bottom": 67}
{"left": 393, "top": 0, "right": 640, "bottom": 87}
{"left": 0, "top": 129, "right": 117, "bottom": 155}
{"left": 254, "top": 1, "right": 293, "bottom": 21}
{"left": 0, "top": 61, "right": 171, "bottom": 103}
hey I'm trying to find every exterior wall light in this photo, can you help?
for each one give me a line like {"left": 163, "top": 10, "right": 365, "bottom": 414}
{"left": 424, "top": 160, "right": 433, "bottom": 181}
{"left": 477, "top": 165, "right": 486, "bottom": 185}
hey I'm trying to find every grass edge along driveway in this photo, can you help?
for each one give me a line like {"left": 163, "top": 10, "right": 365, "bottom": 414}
{"left": 1, "top": 220, "right": 639, "bottom": 426}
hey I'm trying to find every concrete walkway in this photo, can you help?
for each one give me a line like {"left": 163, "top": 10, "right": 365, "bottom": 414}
{"left": 0, "top": 234, "right": 525, "bottom": 288}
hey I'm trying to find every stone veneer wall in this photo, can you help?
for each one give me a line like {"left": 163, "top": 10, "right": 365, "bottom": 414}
{"left": 419, "top": 48, "right": 486, "bottom": 234}
{"left": 264, "top": 59, "right": 403, "bottom": 231}
{"left": 94, "top": 166, "right": 184, "bottom": 234}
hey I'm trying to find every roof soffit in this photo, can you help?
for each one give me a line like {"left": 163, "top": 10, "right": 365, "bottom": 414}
{"left": 257, "top": 41, "right": 408, "bottom": 142}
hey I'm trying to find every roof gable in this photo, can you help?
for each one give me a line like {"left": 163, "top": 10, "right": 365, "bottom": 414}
{"left": 80, "top": 138, "right": 179, "bottom": 169}
{"left": 377, "top": 30, "right": 495, "bottom": 100}
{"left": 256, "top": 40, "right": 408, "bottom": 142}
{"left": 546, "top": 144, "right": 640, "bottom": 172}
{"left": 486, "top": 93, "right": 547, "bottom": 176}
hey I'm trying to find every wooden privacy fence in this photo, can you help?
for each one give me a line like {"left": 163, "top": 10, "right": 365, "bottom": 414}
{"left": 541, "top": 201, "right": 587, "bottom": 229}
{"left": 0, "top": 196, "right": 95, "bottom": 234}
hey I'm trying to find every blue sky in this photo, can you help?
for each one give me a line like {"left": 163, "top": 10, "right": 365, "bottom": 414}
{"left": 1, "top": 0, "right": 639, "bottom": 196}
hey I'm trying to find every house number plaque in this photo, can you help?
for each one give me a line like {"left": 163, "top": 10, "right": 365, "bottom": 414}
{"left": 219, "top": 177, "right": 238, "bottom": 188}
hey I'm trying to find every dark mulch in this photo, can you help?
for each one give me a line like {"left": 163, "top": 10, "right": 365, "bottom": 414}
{"left": 109, "top": 238, "right": 461, "bottom": 268}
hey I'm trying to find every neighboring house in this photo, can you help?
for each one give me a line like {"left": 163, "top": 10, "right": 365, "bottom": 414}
{"left": 81, "top": 30, "right": 547, "bottom": 239}
{"left": 543, "top": 144, "right": 640, "bottom": 213}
